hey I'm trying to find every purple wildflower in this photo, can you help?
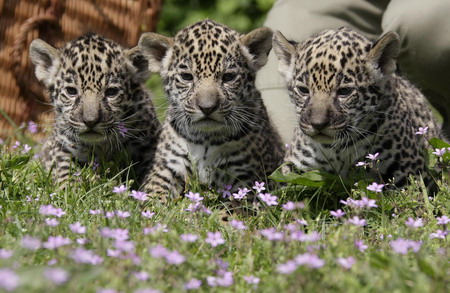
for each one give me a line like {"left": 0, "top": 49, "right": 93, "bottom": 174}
{"left": 294, "top": 252, "right": 325, "bottom": 268}
{"left": 76, "top": 238, "right": 88, "bottom": 245}
{"left": 132, "top": 271, "right": 149, "bottom": 281}
{"left": 229, "top": 219, "right": 247, "bottom": 230}
{"left": 366, "top": 152, "right": 380, "bottom": 161}
{"left": 100, "top": 228, "right": 129, "bottom": 241}
{"left": 405, "top": 217, "right": 424, "bottom": 229}
{"left": 437, "top": 215, "right": 450, "bottom": 225}
{"left": 114, "top": 240, "right": 135, "bottom": 252}
{"left": 11, "top": 141, "right": 20, "bottom": 149}
{"left": 366, "top": 182, "right": 384, "bottom": 193}
{"left": 21, "top": 235, "right": 41, "bottom": 250}
{"left": 232, "top": 188, "right": 250, "bottom": 200}
{"left": 164, "top": 250, "right": 186, "bottom": 265}
{"left": 71, "top": 248, "right": 103, "bottom": 264}
{"left": 354, "top": 240, "right": 368, "bottom": 252}
{"left": 0, "top": 249, "right": 13, "bottom": 259}
{"left": 22, "top": 144, "right": 32, "bottom": 154}
{"left": 432, "top": 148, "right": 446, "bottom": 157}
{"left": 336, "top": 256, "right": 355, "bottom": 269}
{"left": 355, "top": 161, "right": 367, "bottom": 167}
{"left": 259, "top": 227, "right": 284, "bottom": 241}
{"left": 185, "top": 191, "right": 204, "bottom": 202}
{"left": 390, "top": 238, "right": 422, "bottom": 254}
{"left": 415, "top": 126, "right": 428, "bottom": 135}
{"left": 282, "top": 201, "right": 296, "bottom": 211}
{"left": 105, "top": 211, "right": 115, "bottom": 218}
{"left": 429, "top": 230, "right": 448, "bottom": 239}
{"left": 112, "top": 185, "right": 127, "bottom": 194}
{"left": 149, "top": 245, "right": 169, "bottom": 258}
{"left": 330, "top": 209, "right": 346, "bottom": 218}
{"left": 116, "top": 210, "right": 131, "bottom": 218}
{"left": 45, "top": 218, "right": 59, "bottom": 227}
{"left": 252, "top": 181, "right": 266, "bottom": 193}
{"left": 276, "top": 260, "right": 298, "bottom": 274}
{"left": 134, "top": 289, "right": 161, "bottom": 293}
{"left": 205, "top": 231, "right": 225, "bottom": 247}
{"left": 69, "top": 222, "right": 86, "bottom": 234}
{"left": 347, "top": 216, "right": 366, "bottom": 226}
{"left": 258, "top": 193, "right": 278, "bottom": 206}
{"left": 107, "top": 249, "right": 121, "bottom": 258}
{"left": 39, "top": 205, "right": 66, "bottom": 217}
{"left": 141, "top": 211, "right": 155, "bottom": 218}
{"left": 130, "top": 190, "right": 148, "bottom": 201}
{"left": 27, "top": 121, "right": 38, "bottom": 133}
{"left": 143, "top": 223, "right": 169, "bottom": 235}
{"left": 243, "top": 275, "right": 260, "bottom": 285}
{"left": 180, "top": 233, "right": 199, "bottom": 242}
{"left": 44, "top": 268, "right": 69, "bottom": 285}
{"left": 218, "top": 185, "right": 232, "bottom": 198}
{"left": 0, "top": 269, "right": 19, "bottom": 291}
{"left": 89, "top": 209, "right": 102, "bottom": 215}
{"left": 43, "top": 236, "right": 71, "bottom": 249}
{"left": 184, "top": 278, "right": 202, "bottom": 290}
{"left": 207, "top": 271, "right": 233, "bottom": 287}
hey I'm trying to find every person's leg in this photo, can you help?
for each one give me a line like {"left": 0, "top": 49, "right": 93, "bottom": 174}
{"left": 258, "top": 0, "right": 388, "bottom": 143}
{"left": 382, "top": 0, "right": 450, "bottom": 138}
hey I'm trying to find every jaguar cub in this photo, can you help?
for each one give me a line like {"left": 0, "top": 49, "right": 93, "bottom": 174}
{"left": 30, "top": 33, "right": 160, "bottom": 184}
{"left": 139, "top": 20, "right": 283, "bottom": 199}
{"left": 273, "top": 27, "right": 442, "bottom": 187}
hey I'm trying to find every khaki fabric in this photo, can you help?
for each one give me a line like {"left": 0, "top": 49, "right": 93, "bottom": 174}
{"left": 258, "top": 0, "right": 450, "bottom": 143}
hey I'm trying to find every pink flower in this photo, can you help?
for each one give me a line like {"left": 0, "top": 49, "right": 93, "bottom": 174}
{"left": 107, "top": 249, "right": 121, "bottom": 258}
{"left": 0, "top": 269, "right": 19, "bottom": 291}
{"left": 205, "top": 231, "right": 225, "bottom": 247}
{"left": 405, "top": 217, "right": 424, "bottom": 229}
{"left": 282, "top": 201, "right": 296, "bottom": 211}
{"left": 44, "top": 268, "right": 69, "bottom": 285}
{"left": 429, "top": 230, "right": 448, "bottom": 239}
{"left": 112, "top": 185, "right": 127, "bottom": 194}
{"left": 258, "top": 193, "right": 278, "bottom": 206}
{"left": 347, "top": 216, "right": 366, "bottom": 226}
{"left": 22, "top": 144, "right": 32, "bottom": 154}
{"left": 100, "top": 228, "right": 129, "bottom": 240}
{"left": 130, "top": 190, "right": 148, "bottom": 201}
{"left": 89, "top": 209, "right": 102, "bottom": 215}
{"left": 207, "top": 271, "right": 233, "bottom": 287}
{"left": 336, "top": 256, "right": 355, "bottom": 269}
{"left": 294, "top": 252, "right": 325, "bottom": 268}
{"left": 133, "top": 271, "right": 150, "bottom": 281}
{"left": 105, "top": 211, "right": 115, "bottom": 218}
{"left": 229, "top": 219, "right": 247, "bottom": 230}
{"left": 432, "top": 148, "right": 446, "bottom": 157}
{"left": 141, "top": 211, "right": 155, "bottom": 218}
{"left": 45, "top": 218, "right": 59, "bottom": 226}
{"left": 180, "top": 234, "right": 199, "bottom": 242}
{"left": 164, "top": 250, "right": 186, "bottom": 265}
{"left": 114, "top": 240, "right": 135, "bottom": 252}
{"left": 390, "top": 238, "right": 422, "bottom": 254}
{"left": 43, "top": 236, "right": 71, "bottom": 249}
{"left": 366, "top": 182, "right": 384, "bottom": 193}
{"left": 436, "top": 215, "right": 450, "bottom": 225}
{"left": 276, "top": 260, "right": 297, "bottom": 274}
{"left": 355, "top": 161, "right": 367, "bottom": 167}
{"left": 39, "top": 205, "right": 66, "bottom": 217}
{"left": 69, "top": 222, "right": 86, "bottom": 234}
{"left": 232, "top": 188, "right": 250, "bottom": 200}
{"left": 330, "top": 209, "right": 346, "bottom": 218}
{"left": 27, "top": 121, "right": 38, "bottom": 133}
{"left": 185, "top": 191, "right": 204, "bottom": 202}
{"left": 76, "top": 238, "right": 88, "bottom": 245}
{"left": 71, "top": 248, "right": 103, "bottom": 264}
{"left": 366, "top": 152, "right": 379, "bottom": 161}
{"left": 116, "top": 210, "right": 130, "bottom": 218}
{"left": 21, "top": 235, "right": 41, "bottom": 250}
{"left": 355, "top": 240, "right": 368, "bottom": 252}
{"left": 259, "top": 228, "right": 284, "bottom": 241}
{"left": 11, "top": 141, "right": 20, "bottom": 149}
{"left": 184, "top": 278, "right": 202, "bottom": 290}
{"left": 243, "top": 275, "right": 260, "bottom": 285}
{"left": 0, "top": 249, "right": 13, "bottom": 259}
{"left": 252, "top": 181, "right": 266, "bottom": 193}
{"left": 149, "top": 245, "right": 169, "bottom": 258}
{"left": 415, "top": 126, "right": 428, "bottom": 135}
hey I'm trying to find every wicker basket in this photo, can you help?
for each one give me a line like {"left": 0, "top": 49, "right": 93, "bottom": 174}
{"left": 0, "top": 0, "right": 162, "bottom": 139}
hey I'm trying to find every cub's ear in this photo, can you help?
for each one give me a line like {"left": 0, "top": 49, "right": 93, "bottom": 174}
{"left": 125, "top": 47, "right": 150, "bottom": 83}
{"left": 367, "top": 31, "right": 400, "bottom": 76}
{"left": 240, "top": 26, "right": 273, "bottom": 71}
{"left": 138, "top": 32, "right": 174, "bottom": 73}
{"left": 272, "top": 31, "right": 296, "bottom": 80}
{"left": 29, "top": 39, "right": 59, "bottom": 86}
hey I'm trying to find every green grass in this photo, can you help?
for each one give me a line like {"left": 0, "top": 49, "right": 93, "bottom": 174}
{"left": 0, "top": 131, "right": 449, "bottom": 293}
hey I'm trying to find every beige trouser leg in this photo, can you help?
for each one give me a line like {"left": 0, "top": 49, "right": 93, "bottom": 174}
{"left": 258, "top": 0, "right": 450, "bottom": 143}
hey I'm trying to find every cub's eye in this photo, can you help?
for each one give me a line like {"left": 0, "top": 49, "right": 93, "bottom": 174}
{"left": 65, "top": 87, "right": 78, "bottom": 96}
{"left": 337, "top": 87, "right": 353, "bottom": 97}
{"left": 180, "top": 73, "right": 194, "bottom": 81}
{"left": 222, "top": 73, "right": 236, "bottom": 82}
{"left": 296, "top": 86, "right": 309, "bottom": 95}
{"left": 105, "top": 87, "right": 119, "bottom": 97}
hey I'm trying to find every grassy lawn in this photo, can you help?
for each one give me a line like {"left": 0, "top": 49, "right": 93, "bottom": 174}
{"left": 0, "top": 127, "right": 449, "bottom": 293}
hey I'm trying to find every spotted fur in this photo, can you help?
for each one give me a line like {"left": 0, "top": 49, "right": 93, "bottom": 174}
{"left": 29, "top": 33, "right": 160, "bottom": 184}
{"left": 273, "top": 27, "right": 443, "bottom": 187}
{"left": 139, "top": 20, "right": 283, "bottom": 200}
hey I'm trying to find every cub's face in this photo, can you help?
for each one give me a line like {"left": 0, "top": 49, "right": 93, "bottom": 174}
{"left": 139, "top": 20, "right": 273, "bottom": 140}
{"left": 273, "top": 28, "right": 400, "bottom": 144}
{"left": 30, "top": 34, "right": 149, "bottom": 144}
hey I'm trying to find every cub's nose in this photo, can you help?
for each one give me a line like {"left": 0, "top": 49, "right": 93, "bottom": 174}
{"left": 197, "top": 100, "right": 219, "bottom": 116}
{"left": 310, "top": 120, "right": 330, "bottom": 131}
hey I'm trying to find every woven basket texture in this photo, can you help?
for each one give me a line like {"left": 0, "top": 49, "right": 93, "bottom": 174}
{"left": 0, "top": 0, "right": 161, "bottom": 139}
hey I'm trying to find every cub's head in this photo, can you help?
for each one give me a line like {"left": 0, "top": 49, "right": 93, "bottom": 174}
{"left": 273, "top": 27, "right": 399, "bottom": 144}
{"left": 139, "top": 20, "right": 272, "bottom": 142}
{"left": 30, "top": 33, "right": 149, "bottom": 144}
